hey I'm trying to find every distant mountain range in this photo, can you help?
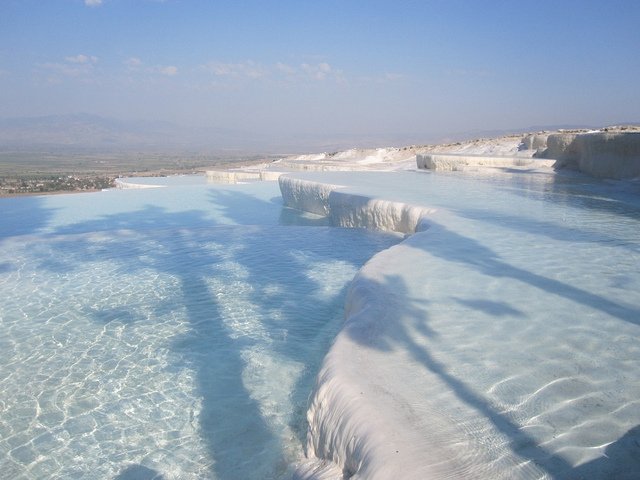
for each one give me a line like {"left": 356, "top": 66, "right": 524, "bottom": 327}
{"left": 0, "top": 113, "right": 636, "bottom": 154}
{"left": 0, "top": 113, "right": 268, "bottom": 153}
{"left": 0, "top": 113, "right": 432, "bottom": 153}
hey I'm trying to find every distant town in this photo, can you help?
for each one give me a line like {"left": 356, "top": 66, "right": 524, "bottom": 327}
{"left": 0, "top": 174, "right": 116, "bottom": 196}
{"left": 0, "top": 149, "right": 273, "bottom": 196}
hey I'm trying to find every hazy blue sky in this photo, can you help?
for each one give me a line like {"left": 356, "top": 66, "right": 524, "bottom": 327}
{"left": 1, "top": 0, "right": 639, "bottom": 142}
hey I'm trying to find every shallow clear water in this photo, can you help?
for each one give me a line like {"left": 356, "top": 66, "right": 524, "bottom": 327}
{"left": 0, "top": 178, "right": 401, "bottom": 479}
{"left": 4, "top": 171, "right": 640, "bottom": 479}
{"left": 294, "top": 169, "right": 640, "bottom": 478}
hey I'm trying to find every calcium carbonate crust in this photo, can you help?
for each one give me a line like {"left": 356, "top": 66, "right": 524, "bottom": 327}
{"left": 539, "top": 132, "right": 640, "bottom": 179}
{"left": 278, "top": 176, "right": 433, "bottom": 234}
{"left": 280, "top": 175, "right": 440, "bottom": 479}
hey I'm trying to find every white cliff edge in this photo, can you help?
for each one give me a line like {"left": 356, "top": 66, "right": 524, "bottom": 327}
{"left": 538, "top": 131, "right": 640, "bottom": 179}
{"left": 205, "top": 170, "right": 284, "bottom": 184}
{"left": 416, "top": 153, "right": 555, "bottom": 172}
{"left": 115, "top": 178, "right": 166, "bottom": 189}
{"left": 278, "top": 176, "right": 433, "bottom": 234}
{"left": 280, "top": 175, "right": 444, "bottom": 479}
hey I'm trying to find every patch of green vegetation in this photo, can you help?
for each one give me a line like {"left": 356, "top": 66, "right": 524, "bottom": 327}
{"left": 0, "top": 149, "right": 275, "bottom": 195}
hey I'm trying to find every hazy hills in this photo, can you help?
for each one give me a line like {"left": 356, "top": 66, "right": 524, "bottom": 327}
{"left": 0, "top": 114, "right": 427, "bottom": 153}
{"left": 0, "top": 113, "right": 269, "bottom": 153}
{"left": 1, "top": 113, "right": 633, "bottom": 154}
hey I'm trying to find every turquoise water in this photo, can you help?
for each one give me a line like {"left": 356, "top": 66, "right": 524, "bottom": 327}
{"left": 0, "top": 178, "right": 401, "bottom": 479}
{"left": 287, "top": 169, "right": 640, "bottom": 478}
{"left": 4, "top": 170, "right": 640, "bottom": 479}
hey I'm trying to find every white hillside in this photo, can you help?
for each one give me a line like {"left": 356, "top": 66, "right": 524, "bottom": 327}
{"left": 273, "top": 135, "right": 528, "bottom": 172}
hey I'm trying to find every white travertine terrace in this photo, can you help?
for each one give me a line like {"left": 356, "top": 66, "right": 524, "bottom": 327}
{"left": 208, "top": 133, "right": 639, "bottom": 479}
{"left": 540, "top": 131, "right": 640, "bottom": 179}
{"left": 519, "top": 133, "right": 549, "bottom": 153}
{"left": 205, "top": 170, "right": 284, "bottom": 184}
{"left": 280, "top": 174, "right": 535, "bottom": 479}
{"left": 280, "top": 169, "right": 640, "bottom": 480}
{"left": 416, "top": 153, "right": 555, "bottom": 172}
{"left": 114, "top": 178, "right": 165, "bottom": 189}
{"left": 280, "top": 175, "right": 442, "bottom": 479}
{"left": 278, "top": 176, "right": 433, "bottom": 234}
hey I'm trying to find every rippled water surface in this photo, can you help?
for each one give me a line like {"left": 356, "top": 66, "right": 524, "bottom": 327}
{"left": 0, "top": 178, "right": 401, "bottom": 479}
{"left": 3, "top": 170, "right": 640, "bottom": 479}
{"left": 297, "top": 169, "right": 640, "bottom": 478}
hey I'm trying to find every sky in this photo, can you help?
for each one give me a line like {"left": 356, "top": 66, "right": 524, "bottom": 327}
{"left": 1, "top": 0, "right": 639, "bottom": 145}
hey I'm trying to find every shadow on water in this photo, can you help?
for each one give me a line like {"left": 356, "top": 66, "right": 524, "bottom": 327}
{"left": 45, "top": 204, "right": 278, "bottom": 479}
{"left": 33, "top": 186, "right": 399, "bottom": 479}
{"left": 347, "top": 271, "right": 640, "bottom": 478}
{"left": 343, "top": 209, "right": 640, "bottom": 478}
{"left": 444, "top": 170, "right": 640, "bottom": 252}
{"left": 115, "top": 464, "right": 164, "bottom": 480}
{"left": 0, "top": 195, "right": 57, "bottom": 274}
{"left": 496, "top": 169, "right": 640, "bottom": 221}
{"left": 0, "top": 195, "right": 56, "bottom": 240}
{"left": 278, "top": 206, "right": 330, "bottom": 227}
{"left": 549, "top": 172, "right": 640, "bottom": 220}
{"left": 207, "top": 188, "right": 400, "bottom": 446}
{"left": 450, "top": 297, "right": 525, "bottom": 317}
{"left": 568, "top": 424, "right": 640, "bottom": 480}
{"left": 413, "top": 222, "right": 640, "bottom": 328}
{"left": 452, "top": 206, "right": 640, "bottom": 253}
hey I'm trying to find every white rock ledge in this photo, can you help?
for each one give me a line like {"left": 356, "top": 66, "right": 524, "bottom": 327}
{"left": 278, "top": 176, "right": 433, "bottom": 234}
{"left": 302, "top": 247, "right": 462, "bottom": 480}
{"left": 539, "top": 132, "right": 640, "bottom": 179}
{"left": 205, "top": 169, "right": 284, "bottom": 184}
{"left": 280, "top": 175, "right": 445, "bottom": 479}
{"left": 114, "top": 178, "right": 165, "bottom": 189}
{"left": 416, "top": 153, "right": 555, "bottom": 172}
